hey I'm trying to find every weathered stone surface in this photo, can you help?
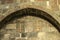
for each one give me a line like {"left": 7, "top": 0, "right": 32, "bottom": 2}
{"left": 0, "top": 0, "right": 60, "bottom": 40}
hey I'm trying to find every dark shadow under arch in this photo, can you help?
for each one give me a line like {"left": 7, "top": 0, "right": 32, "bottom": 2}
{"left": 0, "top": 8, "right": 60, "bottom": 32}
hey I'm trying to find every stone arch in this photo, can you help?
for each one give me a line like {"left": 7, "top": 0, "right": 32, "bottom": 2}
{"left": 0, "top": 4, "right": 56, "bottom": 21}
{"left": 0, "top": 7, "right": 60, "bottom": 32}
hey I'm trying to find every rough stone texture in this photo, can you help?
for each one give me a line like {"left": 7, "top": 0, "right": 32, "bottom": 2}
{"left": 0, "top": 0, "right": 60, "bottom": 23}
{"left": 0, "top": 0, "right": 60, "bottom": 40}
{"left": 0, "top": 16, "right": 60, "bottom": 40}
